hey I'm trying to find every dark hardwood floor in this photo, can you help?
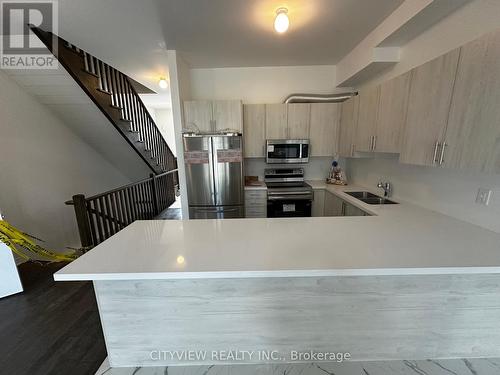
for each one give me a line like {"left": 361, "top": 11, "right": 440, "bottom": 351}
{"left": 0, "top": 262, "right": 106, "bottom": 375}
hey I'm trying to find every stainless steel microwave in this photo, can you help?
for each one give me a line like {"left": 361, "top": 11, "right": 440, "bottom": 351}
{"left": 266, "top": 139, "right": 309, "bottom": 164}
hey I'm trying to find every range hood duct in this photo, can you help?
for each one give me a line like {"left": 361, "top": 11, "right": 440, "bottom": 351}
{"left": 283, "top": 92, "right": 357, "bottom": 104}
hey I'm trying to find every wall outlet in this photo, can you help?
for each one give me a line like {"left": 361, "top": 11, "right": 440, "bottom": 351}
{"left": 476, "top": 188, "right": 492, "bottom": 206}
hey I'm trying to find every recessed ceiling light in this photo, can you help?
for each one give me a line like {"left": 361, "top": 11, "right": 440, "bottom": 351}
{"left": 274, "top": 7, "right": 289, "bottom": 33}
{"left": 158, "top": 78, "right": 168, "bottom": 89}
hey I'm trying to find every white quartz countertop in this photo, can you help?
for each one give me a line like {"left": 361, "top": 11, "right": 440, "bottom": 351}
{"left": 54, "top": 183, "right": 500, "bottom": 281}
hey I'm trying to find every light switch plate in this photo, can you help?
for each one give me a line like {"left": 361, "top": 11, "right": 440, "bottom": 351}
{"left": 476, "top": 188, "right": 492, "bottom": 206}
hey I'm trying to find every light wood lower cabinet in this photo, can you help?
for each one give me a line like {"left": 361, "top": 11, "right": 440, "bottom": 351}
{"left": 343, "top": 201, "right": 368, "bottom": 216}
{"left": 244, "top": 189, "right": 267, "bottom": 218}
{"left": 323, "top": 191, "right": 344, "bottom": 216}
{"left": 322, "top": 190, "right": 369, "bottom": 217}
{"left": 311, "top": 189, "right": 325, "bottom": 217}
{"left": 399, "top": 49, "right": 460, "bottom": 166}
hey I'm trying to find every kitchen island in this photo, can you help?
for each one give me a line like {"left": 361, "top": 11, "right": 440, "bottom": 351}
{"left": 55, "top": 185, "right": 500, "bottom": 368}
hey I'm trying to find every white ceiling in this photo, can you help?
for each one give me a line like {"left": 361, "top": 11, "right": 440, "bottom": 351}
{"left": 159, "top": 0, "right": 405, "bottom": 68}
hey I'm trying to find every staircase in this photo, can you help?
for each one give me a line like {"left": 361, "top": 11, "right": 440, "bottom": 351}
{"left": 30, "top": 26, "right": 176, "bottom": 175}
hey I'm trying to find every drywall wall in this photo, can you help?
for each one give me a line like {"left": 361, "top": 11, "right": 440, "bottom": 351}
{"left": 361, "top": 0, "right": 500, "bottom": 86}
{"left": 0, "top": 70, "right": 132, "bottom": 254}
{"left": 148, "top": 107, "right": 177, "bottom": 156}
{"left": 347, "top": 156, "right": 500, "bottom": 233}
{"left": 167, "top": 50, "right": 191, "bottom": 218}
{"left": 190, "top": 65, "right": 340, "bottom": 104}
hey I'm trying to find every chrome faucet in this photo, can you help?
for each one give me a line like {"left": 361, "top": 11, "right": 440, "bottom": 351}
{"left": 377, "top": 182, "right": 392, "bottom": 197}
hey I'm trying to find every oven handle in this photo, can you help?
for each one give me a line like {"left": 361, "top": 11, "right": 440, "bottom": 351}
{"left": 268, "top": 194, "right": 313, "bottom": 201}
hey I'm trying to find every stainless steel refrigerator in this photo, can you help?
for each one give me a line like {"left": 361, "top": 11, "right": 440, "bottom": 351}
{"left": 183, "top": 134, "right": 244, "bottom": 219}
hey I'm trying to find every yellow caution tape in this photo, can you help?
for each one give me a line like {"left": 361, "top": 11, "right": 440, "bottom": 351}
{"left": 0, "top": 219, "right": 81, "bottom": 262}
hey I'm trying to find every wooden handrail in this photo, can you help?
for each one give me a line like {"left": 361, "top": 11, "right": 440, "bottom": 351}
{"left": 68, "top": 170, "right": 179, "bottom": 248}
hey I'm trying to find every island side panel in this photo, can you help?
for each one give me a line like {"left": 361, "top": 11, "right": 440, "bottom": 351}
{"left": 94, "top": 275, "right": 500, "bottom": 367}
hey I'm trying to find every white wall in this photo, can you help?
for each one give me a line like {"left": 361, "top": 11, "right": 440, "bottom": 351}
{"left": 149, "top": 107, "right": 177, "bottom": 156}
{"left": 167, "top": 50, "right": 191, "bottom": 218}
{"left": 0, "top": 70, "right": 132, "bottom": 254}
{"left": 190, "top": 65, "right": 338, "bottom": 104}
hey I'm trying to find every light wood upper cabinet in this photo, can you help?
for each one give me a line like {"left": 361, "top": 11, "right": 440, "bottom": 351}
{"left": 339, "top": 96, "right": 359, "bottom": 157}
{"left": 355, "top": 86, "right": 380, "bottom": 152}
{"left": 287, "top": 104, "right": 310, "bottom": 139}
{"left": 184, "top": 100, "right": 242, "bottom": 133}
{"left": 243, "top": 104, "right": 266, "bottom": 157}
{"left": 265, "top": 104, "right": 288, "bottom": 139}
{"left": 310, "top": 103, "right": 341, "bottom": 157}
{"left": 213, "top": 100, "right": 243, "bottom": 132}
{"left": 399, "top": 48, "right": 460, "bottom": 166}
{"left": 376, "top": 71, "right": 411, "bottom": 153}
{"left": 183, "top": 101, "right": 213, "bottom": 132}
{"left": 444, "top": 30, "right": 500, "bottom": 173}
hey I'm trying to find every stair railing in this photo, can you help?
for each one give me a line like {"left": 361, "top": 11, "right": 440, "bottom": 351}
{"left": 30, "top": 26, "right": 176, "bottom": 175}
{"left": 66, "top": 170, "right": 178, "bottom": 248}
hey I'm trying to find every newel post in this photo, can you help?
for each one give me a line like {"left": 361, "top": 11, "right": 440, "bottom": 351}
{"left": 72, "top": 194, "right": 93, "bottom": 248}
{"left": 150, "top": 173, "right": 159, "bottom": 216}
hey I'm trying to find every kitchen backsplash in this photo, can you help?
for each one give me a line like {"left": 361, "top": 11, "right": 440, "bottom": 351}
{"left": 347, "top": 154, "right": 500, "bottom": 233}
{"left": 244, "top": 157, "right": 337, "bottom": 181}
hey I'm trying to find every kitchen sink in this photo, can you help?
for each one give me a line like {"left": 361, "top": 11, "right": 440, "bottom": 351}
{"left": 345, "top": 191, "right": 398, "bottom": 205}
{"left": 345, "top": 191, "right": 380, "bottom": 199}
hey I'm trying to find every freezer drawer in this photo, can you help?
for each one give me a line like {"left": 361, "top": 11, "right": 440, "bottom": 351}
{"left": 189, "top": 205, "right": 244, "bottom": 219}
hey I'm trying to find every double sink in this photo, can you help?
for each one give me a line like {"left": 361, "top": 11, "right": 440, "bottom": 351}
{"left": 345, "top": 191, "right": 398, "bottom": 205}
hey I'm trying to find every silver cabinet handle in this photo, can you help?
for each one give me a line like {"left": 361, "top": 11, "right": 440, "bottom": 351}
{"left": 369, "top": 136, "right": 374, "bottom": 151}
{"left": 433, "top": 141, "right": 440, "bottom": 164}
{"left": 439, "top": 142, "right": 447, "bottom": 165}
{"left": 351, "top": 144, "right": 355, "bottom": 157}
{"left": 373, "top": 136, "right": 377, "bottom": 151}
{"left": 341, "top": 201, "right": 346, "bottom": 216}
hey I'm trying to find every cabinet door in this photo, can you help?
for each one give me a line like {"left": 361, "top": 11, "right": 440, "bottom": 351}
{"left": 310, "top": 103, "right": 341, "bottom": 157}
{"left": 338, "top": 96, "right": 359, "bottom": 157}
{"left": 213, "top": 100, "right": 243, "bottom": 133}
{"left": 287, "top": 104, "right": 310, "bottom": 139}
{"left": 444, "top": 30, "right": 500, "bottom": 173}
{"left": 324, "top": 191, "right": 343, "bottom": 217}
{"left": 311, "top": 189, "right": 325, "bottom": 217}
{"left": 243, "top": 104, "right": 266, "bottom": 157}
{"left": 400, "top": 49, "right": 460, "bottom": 166}
{"left": 376, "top": 71, "right": 411, "bottom": 153}
{"left": 184, "top": 101, "right": 213, "bottom": 132}
{"left": 355, "top": 86, "right": 380, "bottom": 152}
{"left": 343, "top": 202, "right": 367, "bottom": 216}
{"left": 265, "top": 104, "right": 288, "bottom": 139}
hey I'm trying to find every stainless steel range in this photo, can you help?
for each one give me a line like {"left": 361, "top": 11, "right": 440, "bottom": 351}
{"left": 265, "top": 168, "right": 313, "bottom": 217}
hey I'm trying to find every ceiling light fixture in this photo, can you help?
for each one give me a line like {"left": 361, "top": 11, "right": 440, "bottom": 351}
{"left": 158, "top": 78, "right": 168, "bottom": 89}
{"left": 274, "top": 7, "right": 289, "bottom": 33}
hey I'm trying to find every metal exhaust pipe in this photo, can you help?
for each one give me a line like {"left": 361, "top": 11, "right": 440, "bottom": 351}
{"left": 283, "top": 92, "right": 357, "bottom": 104}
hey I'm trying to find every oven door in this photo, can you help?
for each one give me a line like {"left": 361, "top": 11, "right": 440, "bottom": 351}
{"left": 266, "top": 140, "right": 307, "bottom": 164}
{"left": 267, "top": 199, "right": 312, "bottom": 218}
